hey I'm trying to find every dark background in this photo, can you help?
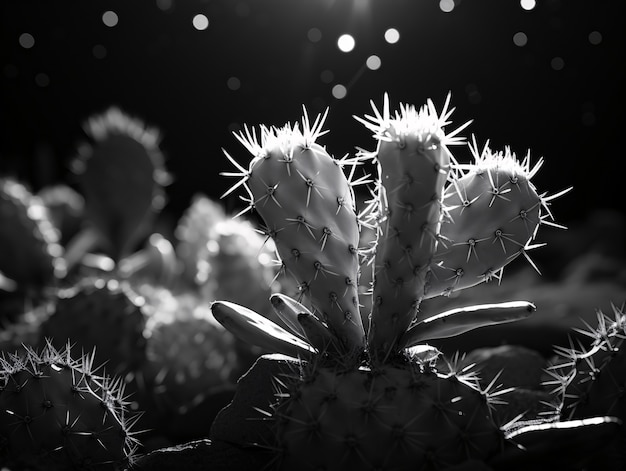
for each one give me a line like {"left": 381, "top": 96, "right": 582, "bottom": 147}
{"left": 1, "top": 0, "right": 625, "bottom": 225}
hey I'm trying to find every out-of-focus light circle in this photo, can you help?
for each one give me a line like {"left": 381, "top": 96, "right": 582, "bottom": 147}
{"left": 337, "top": 34, "right": 355, "bottom": 53}
{"left": 513, "top": 32, "right": 528, "bottom": 47}
{"left": 320, "top": 70, "right": 334, "bottom": 84}
{"left": 439, "top": 0, "right": 455, "bottom": 13}
{"left": 35, "top": 73, "right": 50, "bottom": 87}
{"left": 308, "top": 28, "right": 322, "bottom": 43}
{"left": 588, "top": 31, "right": 602, "bottom": 45}
{"left": 550, "top": 56, "right": 565, "bottom": 70}
{"left": 227, "top": 76, "right": 241, "bottom": 90}
{"left": 193, "top": 14, "right": 209, "bottom": 30}
{"left": 19, "top": 33, "right": 35, "bottom": 49}
{"left": 520, "top": 0, "right": 536, "bottom": 11}
{"left": 366, "top": 55, "right": 381, "bottom": 70}
{"left": 332, "top": 84, "right": 347, "bottom": 99}
{"left": 156, "top": 0, "right": 172, "bottom": 11}
{"left": 102, "top": 11, "right": 119, "bottom": 27}
{"left": 93, "top": 44, "right": 107, "bottom": 59}
{"left": 384, "top": 28, "right": 400, "bottom": 44}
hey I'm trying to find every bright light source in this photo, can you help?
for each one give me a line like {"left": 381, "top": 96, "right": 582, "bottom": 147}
{"left": 337, "top": 34, "right": 355, "bottom": 53}
{"left": 439, "top": 0, "right": 455, "bottom": 13}
{"left": 366, "top": 55, "right": 381, "bottom": 70}
{"left": 332, "top": 84, "right": 347, "bottom": 99}
{"left": 18, "top": 33, "right": 35, "bottom": 49}
{"left": 193, "top": 14, "right": 209, "bottom": 30}
{"left": 513, "top": 32, "right": 528, "bottom": 47}
{"left": 520, "top": 0, "right": 536, "bottom": 11}
{"left": 102, "top": 11, "right": 119, "bottom": 27}
{"left": 384, "top": 28, "right": 400, "bottom": 44}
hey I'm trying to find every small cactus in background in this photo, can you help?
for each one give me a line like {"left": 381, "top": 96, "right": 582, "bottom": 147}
{"left": 0, "top": 177, "right": 66, "bottom": 292}
{"left": 68, "top": 107, "right": 171, "bottom": 264}
{"left": 0, "top": 341, "right": 142, "bottom": 470}
{"left": 208, "top": 95, "right": 575, "bottom": 470}
{"left": 39, "top": 277, "right": 148, "bottom": 377}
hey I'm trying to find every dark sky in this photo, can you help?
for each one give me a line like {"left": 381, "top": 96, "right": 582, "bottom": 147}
{"left": 1, "top": 0, "right": 624, "bottom": 224}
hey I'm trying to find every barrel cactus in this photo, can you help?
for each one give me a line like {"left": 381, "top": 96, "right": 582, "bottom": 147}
{"left": 207, "top": 94, "right": 580, "bottom": 470}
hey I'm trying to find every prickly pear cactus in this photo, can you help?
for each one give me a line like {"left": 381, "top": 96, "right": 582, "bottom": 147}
{"left": 39, "top": 277, "right": 148, "bottom": 376}
{"left": 209, "top": 94, "right": 573, "bottom": 470}
{"left": 71, "top": 107, "right": 171, "bottom": 261}
{"left": 0, "top": 177, "right": 66, "bottom": 289}
{"left": 0, "top": 341, "right": 141, "bottom": 469}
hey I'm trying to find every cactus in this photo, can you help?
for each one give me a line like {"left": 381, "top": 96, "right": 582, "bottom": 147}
{"left": 69, "top": 107, "right": 171, "bottom": 263}
{"left": 0, "top": 341, "right": 141, "bottom": 469}
{"left": 208, "top": 95, "right": 575, "bottom": 470}
{"left": 0, "top": 177, "right": 66, "bottom": 291}
{"left": 545, "top": 304, "right": 626, "bottom": 468}
{"left": 38, "top": 277, "right": 148, "bottom": 377}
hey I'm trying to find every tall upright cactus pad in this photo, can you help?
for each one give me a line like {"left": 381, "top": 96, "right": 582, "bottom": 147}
{"left": 222, "top": 109, "right": 366, "bottom": 357}
{"left": 355, "top": 94, "right": 469, "bottom": 358}
{"left": 71, "top": 107, "right": 171, "bottom": 261}
{"left": 39, "top": 277, "right": 148, "bottom": 376}
{"left": 0, "top": 178, "right": 66, "bottom": 288}
{"left": 0, "top": 342, "right": 141, "bottom": 469}
{"left": 425, "top": 140, "right": 568, "bottom": 302}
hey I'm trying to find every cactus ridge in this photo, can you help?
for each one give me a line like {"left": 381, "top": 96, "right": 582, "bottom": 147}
{"left": 0, "top": 340, "right": 142, "bottom": 469}
{"left": 222, "top": 108, "right": 366, "bottom": 358}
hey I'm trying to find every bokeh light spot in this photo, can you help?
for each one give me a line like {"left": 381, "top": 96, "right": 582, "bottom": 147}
{"left": 19, "top": 33, "right": 35, "bottom": 49}
{"left": 588, "top": 31, "right": 602, "bottom": 45}
{"left": 193, "top": 14, "right": 209, "bottom": 30}
{"left": 337, "top": 34, "right": 355, "bottom": 53}
{"left": 550, "top": 56, "right": 565, "bottom": 70}
{"left": 439, "top": 0, "right": 455, "bottom": 13}
{"left": 156, "top": 0, "right": 172, "bottom": 11}
{"left": 332, "top": 84, "right": 347, "bottom": 99}
{"left": 513, "top": 32, "right": 528, "bottom": 47}
{"left": 102, "top": 11, "right": 119, "bottom": 27}
{"left": 92, "top": 44, "right": 107, "bottom": 59}
{"left": 227, "top": 76, "right": 241, "bottom": 90}
{"left": 308, "top": 28, "right": 322, "bottom": 43}
{"left": 366, "top": 55, "right": 381, "bottom": 70}
{"left": 384, "top": 28, "right": 400, "bottom": 44}
{"left": 520, "top": 0, "right": 536, "bottom": 11}
{"left": 320, "top": 69, "right": 334, "bottom": 84}
{"left": 35, "top": 73, "right": 50, "bottom": 87}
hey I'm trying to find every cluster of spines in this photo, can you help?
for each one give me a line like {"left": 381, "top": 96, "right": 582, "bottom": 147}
{"left": 0, "top": 340, "right": 142, "bottom": 469}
